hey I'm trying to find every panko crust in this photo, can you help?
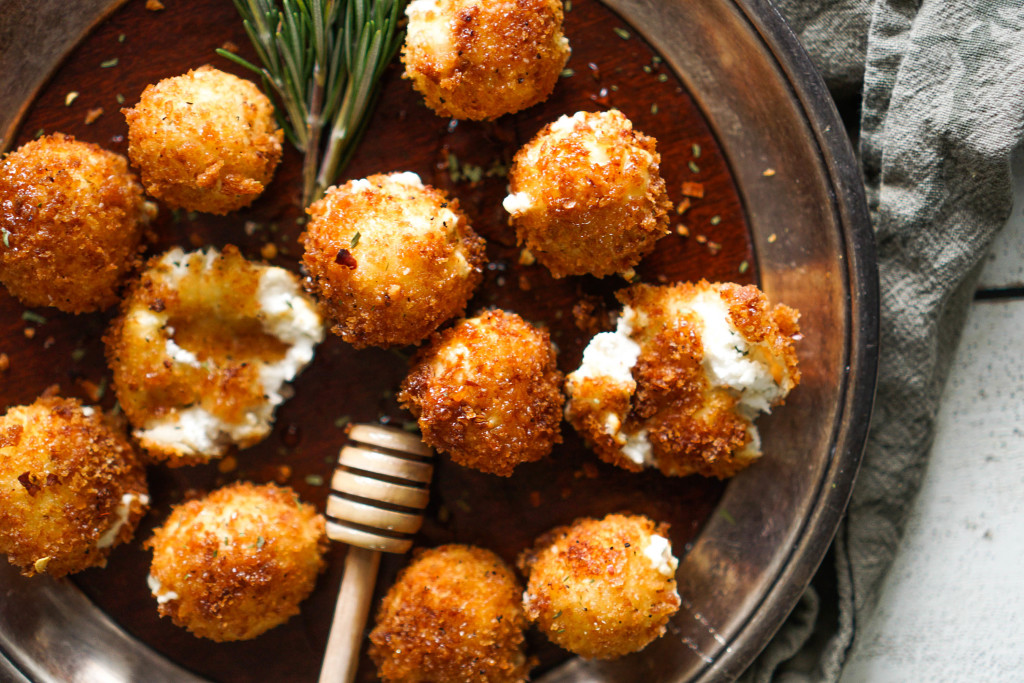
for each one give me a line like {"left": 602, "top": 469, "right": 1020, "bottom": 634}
{"left": 518, "top": 513, "right": 680, "bottom": 660}
{"left": 506, "top": 110, "right": 672, "bottom": 278}
{"left": 146, "top": 482, "right": 327, "bottom": 642}
{"left": 369, "top": 544, "right": 533, "bottom": 683}
{"left": 402, "top": 0, "right": 570, "bottom": 120}
{"left": 300, "top": 173, "right": 486, "bottom": 348}
{"left": 0, "top": 397, "right": 148, "bottom": 578}
{"left": 399, "top": 309, "right": 564, "bottom": 476}
{"left": 0, "top": 133, "right": 153, "bottom": 313}
{"left": 105, "top": 245, "right": 322, "bottom": 466}
{"left": 566, "top": 281, "right": 801, "bottom": 479}
{"left": 123, "top": 65, "right": 282, "bottom": 215}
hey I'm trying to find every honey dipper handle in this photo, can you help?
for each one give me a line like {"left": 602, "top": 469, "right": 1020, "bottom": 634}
{"left": 319, "top": 546, "right": 382, "bottom": 683}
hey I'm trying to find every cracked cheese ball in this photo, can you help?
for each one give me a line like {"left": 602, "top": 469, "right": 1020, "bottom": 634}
{"left": 0, "top": 397, "right": 148, "bottom": 578}
{"left": 565, "top": 281, "right": 801, "bottom": 479}
{"left": 518, "top": 513, "right": 680, "bottom": 660}
{"left": 105, "top": 246, "right": 324, "bottom": 466}
{"left": 123, "top": 65, "right": 283, "bottom": 215}
{"left": 146, "top": 482, "right": 327, "bottom": 642}
{"left": 399, "top": 309, "right": 564, "bottom": 476}
{"left": 503, "top": 110, "right": 672, "bottom": 278}
{"left": 402, "top": 0, "right": 570, "bottom": 120}
{"left": 0, "top": 133, "right": 155, "bottom": 313}
{"left": 369, "top": 544, "right": 532, "bottom": 683}
{"left": 300, "top": 172, "right": 486, "bottom": 349}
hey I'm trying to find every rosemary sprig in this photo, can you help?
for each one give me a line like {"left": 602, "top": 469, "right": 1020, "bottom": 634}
{"left": 217, "top": 0, "right": 405, "bottom": 205}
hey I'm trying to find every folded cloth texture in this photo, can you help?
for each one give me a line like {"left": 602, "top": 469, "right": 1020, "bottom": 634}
{"left": 740, "top": 0, "right": 1024, "bottom": 680}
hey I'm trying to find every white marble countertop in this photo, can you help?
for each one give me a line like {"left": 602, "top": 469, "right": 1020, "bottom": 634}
{"left": 841, "top": 156, "right": 1024, "bottom": 682}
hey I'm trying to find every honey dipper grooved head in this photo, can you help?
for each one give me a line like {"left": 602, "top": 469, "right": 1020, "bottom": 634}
{"left": 325, "top": 425, "right": 434, "bottom": 554}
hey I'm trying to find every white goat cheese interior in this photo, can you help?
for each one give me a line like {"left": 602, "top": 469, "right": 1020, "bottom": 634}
{"left": 643, "top": 533, "right": 679, "bottom": 578}
{"left": 96, "top": 493, "right": 149, "bottom": 549}
{"left": 147, "top": 573, "right": 179, "bottom": 605}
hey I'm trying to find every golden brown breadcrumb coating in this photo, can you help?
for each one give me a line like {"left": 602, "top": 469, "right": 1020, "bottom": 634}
{"left": 300, "top": 172, "right": 486, "bottom": 348}
{"left": 369, "top": 544, "right": 533, "bottom": 683}
{"left": 504, "top": 110, "right": 672, "bottom": 278}
{"left": 105, "top": 245, "right": 323, "bottom": 466}
{"left": 146, "top": 482, "right": 327, "bottom": 642}
{"left": 0, "top": 133, "right": 154, "bottom": 313}
{"left": 123, "top": 65, "right": 282, "bottom": 215}
{"left": 566, "top": 281, "right": 801, "bottom": 479}
{"left": 518, "top": 513, "right": 680, "bottom": 660}
{"left": 0, "top": 397, "right": 148, "bottom": 578}
{"left": 399, "top": 309, "right": 564, "bottom": 476}
{"left": 402, "top": 0, "right": 570, "bottom": 120}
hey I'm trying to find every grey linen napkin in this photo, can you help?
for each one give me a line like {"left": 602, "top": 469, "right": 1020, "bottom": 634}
{"left": 740, "top": 0, "right": 1024, "bottom": 680}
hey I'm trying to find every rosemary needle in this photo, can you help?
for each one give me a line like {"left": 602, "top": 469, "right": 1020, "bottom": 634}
{"left": 218, "top": 0, "right": 405, "bottom": 206}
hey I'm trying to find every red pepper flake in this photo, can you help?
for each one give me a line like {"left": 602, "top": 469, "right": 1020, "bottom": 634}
{"left": 0, "top": 353, "right": 8, "bottom": 372}
{"left": 588, "top": 62, "right": 601, "bottom": 81}
{"left": 676, "top": 224, "right": 689, "bottom": 237}
{"left": 84, "top": 107, "right": 104, "bottom": 125}
{"left": 763, "top": 168, "right": 776, "bottom": 177}
{"left": 18, "top": 472, "right": 40, "bottom": 496}
{"left": 681, "top": 181, "right": 704, "bottom": 198}
{"left": 221, "top": 41, "right": 239, "bottom": 53}
{"left": 676, "top": 198, "right": 691, "bottom": 215}
{"left": 334, "top": 249, "right": 357, "bottom": 269}
{"left": 23, "top": 327, "right": 35, "bottom": 339}
{"left": 695, "top": 234, "right": 707, "bottom": 244}
{"left": 707, "top": 241, "right": 722, "bottom": 255}
{"left": 146, "top": 0, "right": 165, "bottom": 10}
{"left": 768, "top": 233, "right": 778, "bottom": 243}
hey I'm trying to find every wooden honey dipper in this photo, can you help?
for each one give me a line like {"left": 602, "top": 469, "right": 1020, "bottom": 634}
{"left": 318, "top": 423, "right": 434, "bottom": 683}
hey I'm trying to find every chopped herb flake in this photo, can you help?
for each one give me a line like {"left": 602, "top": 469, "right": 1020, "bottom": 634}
{"left": 710, "top": 215, "right": 721, "bottom": 225}
{"left": 118, "top": 33, "right": 126, "bottom": 43}
{"left": 688, "top": 160, "right": 700, "bottom": 174}
{"left": 613, "top": 27, "right": 631, "bottom": 40}
{"left": 651, "top": 103, "right": 659, "bottom": 115}
{"left": 21, "top": 311, "right": 47, "bottom": 325}
{"left": 564, "top": 0, "right": 572, "bottom": 11}
{"left": 657, "top": 73, "right": 668, "bottom": 82}
{"left": 719, "top": 508, "right": 737, "bottom": 524}
{"left": 334, "top": 415, "right": 352, "bottom": 429}
{"left": 65, "top": 91, "right": 80, "bottom": 106}
{"left": 256, "top": 536, "right": 265, "bottom": 548}
{"left": 71, "top": 348, "right": 87, "bottom": 362}
{"left": 692, "top": 143, "right": 702, "bottom": 158}
{"left": 116, "top": 93, "right": 125, "bottom": 104}
{"left": 305, "top": 474, "right": 324, "bottom": 486}
{"left": 350, "top": 231, "right": 360, "bottom": 248}
{"left": 1, "top": 228, "right": 10, "bottom": 247}
{"left": 739, "top": 260, "right": 750, "bottom": 274}
{"left": 560, "top": 67, "right": 575, "bottom": 78}
{"left": 642, "top": 65, "right": 652, "bottom": 74}
{"left": 100, "top": 58, "right": 119, "bottom": 68}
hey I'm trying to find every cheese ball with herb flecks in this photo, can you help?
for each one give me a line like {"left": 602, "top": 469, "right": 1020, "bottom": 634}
{"left": 399, "top": 308, "right": 564, "bottom": 476}
{"left": 503, "top": 110, "right": 672, "bottom": 278}
{"left": 123, "top": 65, "right": 283, "bottom": 215}
{"left": 300, "top": 172, "right": 486, "bottom": 348}
{"left": 145, "top": 482, "right": 327, "bottom": 642}
{"left": 369, "top": 544, "right": 533, "bottom": 683}
{"left": 0, "top": 397, "right": 149, "bottom": 578}
{"left": 565, "top": 281, "right": 801, "bottom": 478}
{"left": 402, "top": 0, "right": 571, "bottom": 121}
{"left": 105, "top": 245, "right": 324, "bottom": 466}
{"left": 0, "top": 133, "right": 155, "bottom": 313}
{"left": 518, "top": 513, "right": 680, "bottom": 660}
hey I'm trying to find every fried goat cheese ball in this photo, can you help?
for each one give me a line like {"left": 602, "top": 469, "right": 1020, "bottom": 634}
{"left": 146, "top": 482, "right": 327, "bottom": 642}
{"left": 565, "top": 281, "right": 801, "bottom": 479}
{"left": 301, "top": 172, "right": 486, "bottom": 348}
{"left": 399, "top": 309, "right": 564, "bottom": 476}
{"left": 123, "top": 65, "right": 283, "bottom": 215}
{"left": 402, "top": 0, "right": 570, "bottom": 120}
{"left": 503, "top": 110, "right": 672, "bottom": 278}
{"left": 369, "top": 544, "right": 533, "bottom": 683}
{"left": 0, "top": 397, "right": 148, "bottom": 578}
{"left": 518, "top": 513, "right": 680, "bottom": 660}
{"left": 105, "top": 246, "right": 324, "bottom": 466}
{"left": 0, "top": 133, "right": 155, "bottom": 313}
